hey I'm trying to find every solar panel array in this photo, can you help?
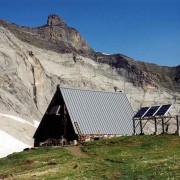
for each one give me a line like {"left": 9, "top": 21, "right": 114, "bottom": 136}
{"left": 133, "top": 104, "right": 172, "bottom": 118}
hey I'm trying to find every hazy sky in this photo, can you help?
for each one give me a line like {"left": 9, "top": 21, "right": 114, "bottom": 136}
{"left": 0, "top": 0, "right": 179, "bottom": 66}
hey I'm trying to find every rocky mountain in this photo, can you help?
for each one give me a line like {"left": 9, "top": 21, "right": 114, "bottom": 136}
{"left": 0, "top": 14, "right": 94, "bottom": 57}
{"left": 0, "top": 14, "right": 179, "bottom": 157}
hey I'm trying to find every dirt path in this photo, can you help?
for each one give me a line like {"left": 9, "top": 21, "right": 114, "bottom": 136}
{"left": 64, "top": 146, "right": 89, "bottom": 158}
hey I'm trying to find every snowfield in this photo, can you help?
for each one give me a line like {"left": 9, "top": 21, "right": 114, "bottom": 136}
{"left": 0, "top": 130, "right": 30, "bottom": 158}
{"left": 0, "top": 113, "right": 40, "bottom": 158}
{"left": 0, "top": 113, "right": 38, "bottom": 127}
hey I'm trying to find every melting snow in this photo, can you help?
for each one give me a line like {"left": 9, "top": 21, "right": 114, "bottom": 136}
{"left": 33, "top": 120, "right": 40, "bottom": 128}
{"left": 25, "top": 135, "right": 32, "bottom": 140}
{"left": 0, "top": 113, "right": 40, "bottom": 158}
{"left": 102, "top": 53, "right": 111, "bottom": 55}
{"left": 0, "top": 130, "right": 30, "bottom": 158}
{"left": 0, "top": 113, "right": 39, "bottom": 127}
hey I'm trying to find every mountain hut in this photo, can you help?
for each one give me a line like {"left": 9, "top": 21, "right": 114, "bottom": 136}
{"left": 33, "top": 85, "right": 134, "bottom": 147}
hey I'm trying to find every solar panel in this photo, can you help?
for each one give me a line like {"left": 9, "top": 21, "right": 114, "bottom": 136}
{"left": 143, "top": 106, "right": 160, "bottom": 117}
{"left": 154, "top": 104, "right": 172, "bottom": 116}
{"left": 133, "top": 107, "right": 150, "bottom": 118}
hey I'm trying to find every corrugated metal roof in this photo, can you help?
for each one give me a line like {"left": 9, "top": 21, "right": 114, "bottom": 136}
{"left": 60, "top": 86, "right": 134, "bottom": 135}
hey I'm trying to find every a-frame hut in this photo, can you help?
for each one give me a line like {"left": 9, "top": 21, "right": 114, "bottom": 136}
{"left": 33, "top": 85, "right": 134, "bottom": 146}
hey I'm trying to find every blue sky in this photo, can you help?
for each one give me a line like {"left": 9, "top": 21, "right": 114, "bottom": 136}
{"left": 0, "top": 0, "right": 179, "bottom": 66}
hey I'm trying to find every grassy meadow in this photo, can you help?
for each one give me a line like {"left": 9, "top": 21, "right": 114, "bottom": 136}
{"left": 0, "top": 135, "right": 179, "bottom": 179}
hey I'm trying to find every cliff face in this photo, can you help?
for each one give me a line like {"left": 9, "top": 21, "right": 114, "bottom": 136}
{"left": 95, "top": 53, "right": 180, "bottom": 92}
{"left": 0, "top": 14, "right": 179, "bottom": 92}
{"left": 0, "top": 14, "right": 179, "bottom": 157}
{"left": 0, "top": 14, "right": 94, "bottom": 57}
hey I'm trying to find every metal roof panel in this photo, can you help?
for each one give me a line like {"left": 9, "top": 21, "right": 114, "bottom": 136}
{"left": 60, "top": 86, "right": 134, "bottom": 135}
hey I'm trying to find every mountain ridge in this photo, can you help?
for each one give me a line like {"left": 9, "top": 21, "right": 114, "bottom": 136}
{"left": 0, "top": 14, "right": 94, "bottom": 57}
{"left": 1, "top": 14, "right": 179, "bottom": 92}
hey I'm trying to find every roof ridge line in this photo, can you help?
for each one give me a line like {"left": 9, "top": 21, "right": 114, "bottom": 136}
{"left": 59, "top": 85, "right": 124, "bottom": 94}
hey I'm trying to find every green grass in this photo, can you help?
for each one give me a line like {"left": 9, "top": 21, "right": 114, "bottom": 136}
{"left": 0, "top": 135, "right": 179, "bottom": 179}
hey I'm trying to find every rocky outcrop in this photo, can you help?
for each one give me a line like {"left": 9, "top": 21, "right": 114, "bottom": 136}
{"left": 47, "top": 14, "right": 67, "bottom": 26}
{"left": 0, "top": 14, "right": 94, "bottom": 57}
{"left": 95, "top": 53, "right": 180, "bottom": 91}
{"left": 174, "top": 66, "right": 180, "bottom": 85}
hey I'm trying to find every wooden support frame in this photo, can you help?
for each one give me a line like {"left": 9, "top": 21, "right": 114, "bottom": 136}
{"left": 176, "top": 115, "right": 180, "bottom": 135}
{"left": 140, "top": 119, "right": 143, "bottom": 134}
{"left": 133, "top": 119, "right": 136, "bottom": 134}
{"left": 176, "top": 115, "right": 179, "bottom": 130}
{"left": 162, "top": 118, "right": 165, "bottom": 134}
{"left": 154, "top": 117, "right": 157, "bottom": 135}
{"left": 133, "top": 115, "right": 180, "bottom": 135}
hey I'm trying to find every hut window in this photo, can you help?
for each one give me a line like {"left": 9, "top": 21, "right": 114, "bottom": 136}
{"left": 49, "top": 105, "right": 61, "bottom": 115}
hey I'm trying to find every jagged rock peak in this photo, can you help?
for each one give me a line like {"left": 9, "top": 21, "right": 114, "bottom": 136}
{"left": 47, "top": 14, "right": 67, "bottom": 27}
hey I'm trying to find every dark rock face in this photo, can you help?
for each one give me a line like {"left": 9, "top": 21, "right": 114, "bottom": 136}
{"left": 174, "top": 66, "right": 180, "bottom": 90}
{"left": 47, "top": 14, "right": 67, "bottom": 27}
{"left": 0, "top": 14, "right": 94, "bottom": 57}
{"left": 95, "top": 53, "right": 180, "bottom": 91}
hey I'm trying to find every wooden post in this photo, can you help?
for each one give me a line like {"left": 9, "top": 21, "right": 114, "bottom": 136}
{"left": 162, "top": 118, "right": 165, "bottom": 134}
{"left": 140, "top": 119, "right": 143, "bottom": 134}
{"left": 64, "top": 105, "right": 67, "bottom": 138}
{"left": 176, "top": 115, "right": 179, "bottom": 130}
{"left": 133, "top": 119, "right": 136, "bottom": 135}
{"left": 176, "top": 115, "right": 180, "bottom": 136}
{"left": 154, "top": 117, "right": 157, "bottom": 135}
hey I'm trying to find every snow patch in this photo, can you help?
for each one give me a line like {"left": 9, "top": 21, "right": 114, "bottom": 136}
{"left": 0, "top": 130, "right": 30, "bottom": 158}
{"left": 0, "top": 113, "right": 39, "bottom": 157}
{"left": 25, "top": 135, "right": 32, "bottom": 140}
{"left": 0, "top": 113, "right": 38, "bottom": 127}
{"left": 33, "top": 120, "right": 40, "bottom": 128}
{"left": 102, "top": 53, "right": 111, "bottom": 55}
